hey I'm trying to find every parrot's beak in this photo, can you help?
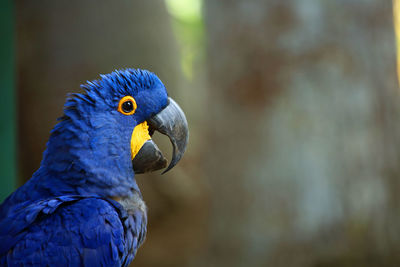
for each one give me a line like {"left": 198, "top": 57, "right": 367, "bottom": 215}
{"left": 132, "top": 97, "right": 189, "bottom": 174}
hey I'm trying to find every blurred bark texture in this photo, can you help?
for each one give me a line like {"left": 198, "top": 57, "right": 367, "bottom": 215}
{"left": 17, "top": 1, "right": 206, "bottom": 266}
{"left": 203, "top": 1, "right": 400, "bottom": 266}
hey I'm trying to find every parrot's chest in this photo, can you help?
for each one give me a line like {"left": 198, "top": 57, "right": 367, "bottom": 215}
{"left": 115, "top": 192, "right": 148, "bottom": 257}
{"left": 117, "top": 192, "right": 147, "bottom": 216}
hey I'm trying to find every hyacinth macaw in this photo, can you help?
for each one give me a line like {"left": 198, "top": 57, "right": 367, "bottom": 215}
{"left": 0, "top": 69, "right": 189, "bottom": 266}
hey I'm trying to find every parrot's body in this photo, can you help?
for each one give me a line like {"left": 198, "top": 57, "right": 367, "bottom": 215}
{"left": 0, "top": 69, "right": 188, "bottom": 266}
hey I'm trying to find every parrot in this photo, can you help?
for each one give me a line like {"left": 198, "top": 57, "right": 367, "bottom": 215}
{"left": 0, "top": 68, "right": 189, "bottom": 266}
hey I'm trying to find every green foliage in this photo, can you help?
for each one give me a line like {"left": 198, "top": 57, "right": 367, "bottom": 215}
{"left": 165, "top": 0, "right": 205, "bottom": 80}
{"left": 0, "top": 0, "right": 16, "bottom": 201}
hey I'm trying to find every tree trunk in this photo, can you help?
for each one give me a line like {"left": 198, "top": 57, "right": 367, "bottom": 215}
{"left": 204, "top": 1, "right": 400, "bottom": 266}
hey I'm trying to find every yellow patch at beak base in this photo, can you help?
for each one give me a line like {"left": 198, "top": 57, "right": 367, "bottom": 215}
{"left": 131, "top": 121, "right": 152, "bottom": 160}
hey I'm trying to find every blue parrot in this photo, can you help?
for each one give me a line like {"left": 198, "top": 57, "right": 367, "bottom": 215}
{"left": 0, "top": 69, "right": 189, "bottom": 266}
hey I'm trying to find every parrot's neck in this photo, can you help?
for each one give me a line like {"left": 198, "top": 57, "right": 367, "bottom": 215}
{"left": 23, "top": 114, "right": 141, "bottom": 201}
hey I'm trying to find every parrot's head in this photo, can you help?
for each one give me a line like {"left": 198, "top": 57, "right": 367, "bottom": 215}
{"left": 43, "top": 69, "right": 188, "bottom": 197}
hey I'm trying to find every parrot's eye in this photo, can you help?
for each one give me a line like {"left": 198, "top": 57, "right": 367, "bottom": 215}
{"left": 118, "top": 96, "right": 137, "bottom": 115}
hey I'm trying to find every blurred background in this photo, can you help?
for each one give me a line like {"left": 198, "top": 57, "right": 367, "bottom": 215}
{"left": 1, "top": 0, "right": 400, "bottom": 266}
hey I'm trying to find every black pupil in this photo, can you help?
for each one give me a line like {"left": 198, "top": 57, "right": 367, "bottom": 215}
{"left": 122, "top": 100, "right": 134, "bottom": 113}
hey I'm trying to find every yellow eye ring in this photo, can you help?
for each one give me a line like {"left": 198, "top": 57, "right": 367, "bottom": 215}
{"left": 118, "top": 96, "right": 137, "bottom": 115}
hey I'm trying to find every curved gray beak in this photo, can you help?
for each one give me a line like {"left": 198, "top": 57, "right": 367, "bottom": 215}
{"left": 132, "top": 97, "right": 189, "bottom": 174}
